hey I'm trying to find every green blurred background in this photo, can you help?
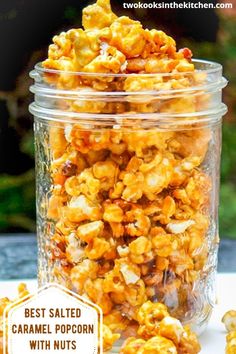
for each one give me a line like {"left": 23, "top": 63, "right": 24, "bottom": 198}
{"left": 0, "top": 0, "right": 235, "bottom": 237}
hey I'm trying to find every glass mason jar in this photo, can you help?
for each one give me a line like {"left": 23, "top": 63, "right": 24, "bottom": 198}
{"left": 29, "top": 60, "right": 227, "bottom": 344}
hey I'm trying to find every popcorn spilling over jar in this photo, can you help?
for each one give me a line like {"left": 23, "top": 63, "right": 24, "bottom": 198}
{"left": 29, "top": 0, "right": 227, "bottom": 351}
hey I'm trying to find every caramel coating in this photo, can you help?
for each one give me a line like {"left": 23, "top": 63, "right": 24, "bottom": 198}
{"left": 222, "top": 311, "right": 236, "bottom": 354}
{"left": 0, "top": 284, "right": 30, "bottom": 354}
{"left": 222, "top": 310, "right": 236, "bottom": 333}
{"left": 226, "top": 331, "right": 236, "bottom": 354}
{"left": 121, "top": 301, "right": 200, "bottom": 354}
{"left": 120, "top": 336, "right": 177, "bottom": 354}
{"left": 40, "top": 0, "right": 213, "bottom": 352}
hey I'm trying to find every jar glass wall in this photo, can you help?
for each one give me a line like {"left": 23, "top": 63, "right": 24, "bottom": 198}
{"left": 30, "top": 60, "right": 227, "bottom": 349}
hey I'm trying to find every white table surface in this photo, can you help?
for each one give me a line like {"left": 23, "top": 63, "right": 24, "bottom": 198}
{"left": 0, "top": 273, "right": 235, "bottom": 354}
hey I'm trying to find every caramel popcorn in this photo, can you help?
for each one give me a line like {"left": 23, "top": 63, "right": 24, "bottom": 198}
{"left": 225, "top": 331, "right": 236, "bottom": 354}
{"left": 82, "top": 0, "right": 117, "bottom": 30}
{"left": 104, "top": 310, "right": 129, "bottom": 332}
{"left": 222, "top": 311, "right": 236, "bottom": 333}
{"left": 137, "top": 301, "right": 169, "bottom": 339}
{"left": 129, "top": 236, "right": 152, "bottom": 264}
{"left": 141, "top": 336, "right": 178, "bottom": 354}
{"left": 222, "top": 311, "right": 236, "bottom": 354}
{"left": 120, "top": 337, "right": 145, "bottom": 354}
{"left": 0, "top": 284, "right": 30, "bottom": 354}
{"left": 36, "top": 0, "right": 217, "bottom": 351}
{"left": 120, "top": 336, "right": 177, "bottom": 354}
{"left": 102, "top": 324, "right": 120, "bottom": 352}
{"left": 121, "top": 300, "right": 200, "bottom": 354}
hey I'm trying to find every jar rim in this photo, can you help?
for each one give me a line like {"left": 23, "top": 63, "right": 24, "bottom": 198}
{"left": 29, "top": 102, "right": 227, "bottom": 127}
{"left": 30, "top": 58, "right": 228, "bottom": 125}
{"left": 30, "top": 59, "right": 227, "bottom": 97}
{"left": 34, "top": 59, "right": 222, "bottom": 77}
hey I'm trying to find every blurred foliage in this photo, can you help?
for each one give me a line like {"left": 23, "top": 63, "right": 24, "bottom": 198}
{"left": 0, "top": 11, "right": 236, "bottom": 237}
{"left": 0, "top": 170, "right": 35, "bottom": 232}
{"left": 183, "top": 13, "right": 236, "bottom": 238}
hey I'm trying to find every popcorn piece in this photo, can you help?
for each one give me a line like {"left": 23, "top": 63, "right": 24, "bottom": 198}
{"left": 84, "top": 45, "right": 126, "bottom": 74}
{"left": 137, "top": 301, "right": 169, "bottom": 339}
{"left": 77, "top": 168, "right": 101, "bottom": 198}
{"left": 145, "top": 29, "right": 176, "bottom": 57}
{"left": 43, "top": 57, "right": 78, "bottom": 88}
{"left": 110, "top": 222, "right": 125, "bottom": 238}
{"left": 222, "top": 311, "right": 236, "bottom": 332}
{"left": 70, "top": 127, "right": 111, "bottom": 153}
{"left": 141, "top": 335, "right": 177, "bottom": 354}
{"left": 177, "top": 326, "right": 201, "bottom": 354}
{"left": 173, "top": 129, "right": 211, "bottom": 162}
{"left": 70, "top": 259, "right": 99, "bottom": 293}
{"left": 151, "top": 230, "right": 174, "bottom": 258}
{"left": 166, "top": 220, "right": 195, "bottom": 234}
{"left": 120, "top": 337, "right": 146, "bottom": 354}
{"left": 84, "top": 278, "right": 113, "bottom": 314}
{"left": 124, "top": 279, "right": 147, "bottom": 307}
{"left": 226, "top": 331, "right": 236, "bottom": 354}
{"left": 126, "top": 156, "right": 143, "bottom": 172}
{"left": 48, "top": 32, "right": 73, "bottom": 60}
{"left": 123, "top": 132, "right": 172, "bottom": 158}
{"left": 121, "top": 171, "right": 144, "bottom": 202}
{"left": 49, "top": 126, "right": 68, "bottom": 159}
{"left": 82, "top": 0, "right": 117, "bottom": 30}
{"left": 109, "top": 181, "right": 124, "bottom": 199}
{"left": 117, "top": 245, "right": 129, "bottom": 257}
{"left": 129, "top": 236, "right": 152, "bottom": 255}
{"left": 107, "top": 258, "right": 141, "bottom": 288}
{"left": 156, "top": 256, "right": 169, "bottom": 271}
{"left": 93, "top": 160, "right": 118, "bottom": 180}
{"left": 85, "top": 237, "right": 110, "bottom": 259}
{"left": 103, "top": 203, "right": 124, "bottom": 223}
{"left": 127, "top": 57, "right": 178, "bottom": 74}
{"left": 93, "top": 159, "right": 119, "bottom": 192}
{"left": 109, "top": 17, "right": 147, "bottom": 58}
{"left": 161, "top": 196, "right": 176, "bottom": 223}
{"left": 66, "top": 232, "right": 84, "bottom": 263}
{"left": 143, "top": 270, "right": 163, "bottom": 287}
{"left": 142, "top": 157, "right": 173, "bottom": 200}
{"left": 159, "top": 316, "right": 184, "bottom": 344}
{"left": 104, "top": 310, "right": 129, "bottom": 332}
{"left": 47, "top": 195, "right": 65, "bottom": 220}
{"left": 77, "top": 220, "right": 104, "bottom": 243}
{"left": 125, "top": 209, "right": 151, "bottom": 237}
{"left": 103, "top": 266, "right": 125, "bottom": 293}
{"left": 65, "top": 195, "right": 102, "bottom": 222}
{"left": 120, "top": 263, "right": 140, "bottom": 285}
{"left": 65, "top": 176, "right": 81, "bottom": 197}
{"left": 120, "top": 336, "right": 177, "bottom": 354}
{"left": 85, "top": 149, "right": 108, "bottom": 165}
{"left": 129, "top": 236, "right": 153, "bottom": 264}
{"left": 169, "top": 250, "right": 194, "bottom": 276}
{"left": 102, "top": 324, "right": 120, "bottom": 352}
{"left": 66, "top": 28, "right": 100, "bottom": 70}
{"left": 0, "top": 284, "right": 30, "bottom": 354}
{"left": 64, "top": 124, "right": 73, "bottom": 142}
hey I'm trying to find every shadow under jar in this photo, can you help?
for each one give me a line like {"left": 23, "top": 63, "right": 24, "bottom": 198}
{"left": 29, "top": 59, "right": 227, "bottom": 345}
